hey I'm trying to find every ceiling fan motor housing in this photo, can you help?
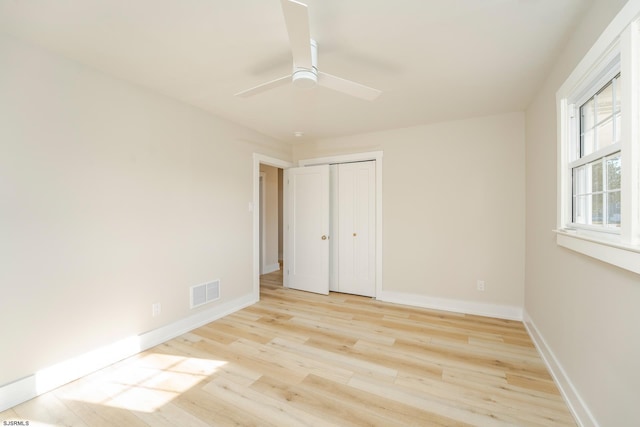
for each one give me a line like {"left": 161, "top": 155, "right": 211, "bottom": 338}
{"left": 292, "top": 39, "right": 318, "bottom": 89}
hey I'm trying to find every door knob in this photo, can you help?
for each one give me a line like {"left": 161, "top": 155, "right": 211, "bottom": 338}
{"left": 321, "top": 235, "right": 327, "bottom": 240}
{"left": 353, "top": 233, "right": 357, "bottom": 237}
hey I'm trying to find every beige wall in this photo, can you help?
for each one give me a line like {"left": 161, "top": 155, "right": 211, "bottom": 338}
{"left": 294, "top": 112, "right": 525, "bottom": 312}
{"left": 525, "top": 0, "right": 640, "bottom": 425}
{"left": 3, "top": 1, "right": 637, "bottom": 422}
{"left": 0, "top": 34, "right": 290, "bottom": 387}
{"left": 259, "top": 164, "right": 280, "bottom": 272}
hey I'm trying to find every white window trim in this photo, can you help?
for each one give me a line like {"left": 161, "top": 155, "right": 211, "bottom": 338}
{"left": 556, "top": 2, "right": 640, "bottom": 274}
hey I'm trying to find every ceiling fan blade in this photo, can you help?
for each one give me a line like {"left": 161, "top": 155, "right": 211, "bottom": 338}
{"left": 234, "top": 75, "right": 291, "bottom": 98}
{"left": 281, "top": 0, "right": 312, "bottom": 69}
{"left": 318, "top": 72, "right": 382, "bottom": 101}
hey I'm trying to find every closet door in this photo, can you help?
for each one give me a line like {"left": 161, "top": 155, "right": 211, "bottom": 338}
{"left": 285, "top": 165, "right": 330, "bottom": 295}
{"left": 338, "top": 161, "right": 375, "bottom": 297}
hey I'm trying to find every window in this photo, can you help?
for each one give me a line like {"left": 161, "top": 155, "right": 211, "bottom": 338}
{"left": 556, "top": 10, "right": 640, "bottom": 275}
{"left": 571, "top": 73, "right": 621, "bottom": 231}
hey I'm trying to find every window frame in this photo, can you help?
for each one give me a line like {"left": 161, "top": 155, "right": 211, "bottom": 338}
{"left": 571, "top": 150, "right": 622, "bottom": 232}
{"left": 569, "top": 70, "right": 622, "bottom": 233}
{"left": 556, "top": 11, "right": 640, "bottom": 275}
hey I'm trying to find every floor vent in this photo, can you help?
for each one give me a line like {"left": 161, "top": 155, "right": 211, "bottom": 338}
{"left": 190, "top": 280, "right": 220, "bottom": 309}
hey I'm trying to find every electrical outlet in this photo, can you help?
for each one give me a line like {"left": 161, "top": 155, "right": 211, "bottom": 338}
{"left": 477, "top": 280, "right": 485, "bottom": 291}
{"left": 152, "top": 303, "right": 161, "bottom": 317}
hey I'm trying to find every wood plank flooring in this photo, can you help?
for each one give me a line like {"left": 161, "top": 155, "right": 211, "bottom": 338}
{"left": 1, "top": 270, "right": 576, "bottom": 426}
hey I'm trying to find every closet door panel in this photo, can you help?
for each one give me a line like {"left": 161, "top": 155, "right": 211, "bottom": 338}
{"left": 338, "top": 161, "right": 375, "bottom": 296}
{"left": 338, "top": 165, "right": 356, "bottom": 290}
{"left": 329, "top": 164, "right": 339, "bottom": 292}
{"left": 286, "top": 165, "right": 330, "bottom": 295}
{"left": 355, "top": 165, "right": 376, "bottom": 286}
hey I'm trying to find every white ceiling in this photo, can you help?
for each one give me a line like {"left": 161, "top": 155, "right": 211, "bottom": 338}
{"left": 0, "top": 0, "right": 591, "bottom": 142}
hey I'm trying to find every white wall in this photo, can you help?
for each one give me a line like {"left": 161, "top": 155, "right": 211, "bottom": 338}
{"left": 525, "top": 0, "right": 640, "bottom": 426}
{"left": 259, "top": 164, "right": 280, "bottom": 273}
{"left": 294, "top": 112, "right": 525, "bottom": 317}
{"left": 0, "top": 34, "right": 290, "bottom": 389}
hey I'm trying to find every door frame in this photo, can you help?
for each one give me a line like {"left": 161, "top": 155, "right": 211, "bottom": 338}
{"left": 253, "top": 154, "right": 293, "bottom": 301}
{"left": 259, "top": 172, "right": 266, "bottom": 274}
{"left": 298, "top": 151, "right": 383, "bottom": 298}
{"left": 252, "top": 151, "right": 383, "bottom": 301}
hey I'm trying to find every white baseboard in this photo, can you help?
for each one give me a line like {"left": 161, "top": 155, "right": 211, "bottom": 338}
{"left": 377, "top": 290, "right": 523, "bottom": 320}
{"left": 0, "top": 293, "right": 257, "bottom": 413}
{"left": 523, "top": 310, "right": 598, "bottom": 427}
{"left": 0, "top": 377, "right": 37, "bottom": 415}
{"left": 261, "top": 263, "right": 280, "bottom": 274}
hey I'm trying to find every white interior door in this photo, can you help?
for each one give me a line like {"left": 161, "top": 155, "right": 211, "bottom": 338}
{"left": 338, "top": 161, "right": 376, "bottom": 297}
{"left": 285, "top": 165, "right": 330, "bottom": 295}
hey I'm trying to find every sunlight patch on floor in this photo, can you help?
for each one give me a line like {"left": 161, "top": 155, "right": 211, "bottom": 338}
{"left": 59, "top": 352, "right": 227, "bottom": 413}
{"left": 35, "top": 335, "right": 142, "bottom": 395}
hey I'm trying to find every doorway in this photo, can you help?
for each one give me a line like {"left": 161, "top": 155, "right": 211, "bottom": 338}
{"left": 252, "top": 152, "right": 383, "bottom": 301}
{"left": 259, "top": 165, "right": 283, "bottom": 276}
{"left": 252, "top": 154, "right": 293, "bottom": 300}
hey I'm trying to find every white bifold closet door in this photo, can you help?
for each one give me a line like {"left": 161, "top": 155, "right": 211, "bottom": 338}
{"left": 285, "top": 164, "right": 330, "bottom": 295}
{"left": 331, "top": 161, "right": 376, "bottom": 297}
{"left": 285, "top": 161, "right": 375, "bottom": 297}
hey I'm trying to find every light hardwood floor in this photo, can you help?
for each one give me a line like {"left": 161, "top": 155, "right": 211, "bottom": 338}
{"left": 1, "top": 270, "right": 576, "bottom": 426}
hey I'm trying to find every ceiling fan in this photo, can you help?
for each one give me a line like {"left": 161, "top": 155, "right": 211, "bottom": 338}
{"left": 234, "top": 0, "right": 382, "bottom": 101}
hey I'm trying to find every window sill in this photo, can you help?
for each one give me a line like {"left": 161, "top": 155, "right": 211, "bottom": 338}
{"left": 554, "top": 228, "right": 640, "bottom": 275}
